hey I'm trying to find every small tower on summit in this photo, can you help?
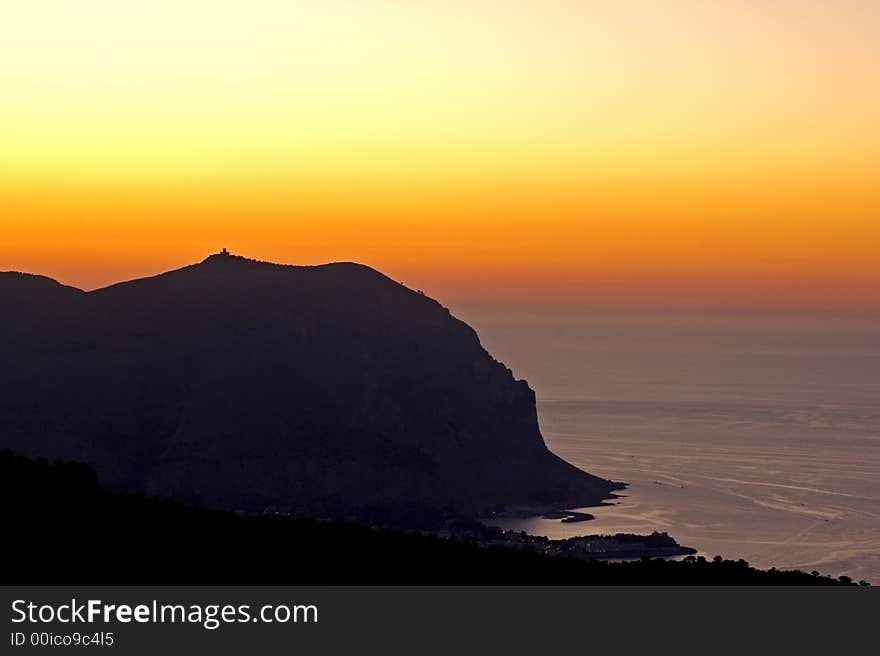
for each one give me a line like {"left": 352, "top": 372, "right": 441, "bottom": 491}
{"left": 220, "top": 247, "right": 230, "bottom": 257}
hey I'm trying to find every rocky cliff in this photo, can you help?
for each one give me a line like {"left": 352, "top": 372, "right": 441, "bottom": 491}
{"left": 0, "top": 253, "right": 622, "bottom": 515}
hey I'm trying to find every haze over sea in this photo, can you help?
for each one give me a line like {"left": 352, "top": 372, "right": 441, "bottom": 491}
{"left": 459, "top": 308, "right": 880, "bottom": 583}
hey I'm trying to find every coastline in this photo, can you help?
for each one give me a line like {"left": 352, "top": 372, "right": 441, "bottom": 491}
{"left": 442, "top": 518, "right": 697, "bottom": 560}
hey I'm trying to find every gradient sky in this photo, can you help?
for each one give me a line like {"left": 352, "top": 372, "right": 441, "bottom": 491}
{"left": 2, "top": 1, "right": 878, "bottom": 310}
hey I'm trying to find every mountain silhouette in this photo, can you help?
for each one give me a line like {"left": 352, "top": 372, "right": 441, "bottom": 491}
{"left": 0, "top": 252, "right": 622, "bottom": 516}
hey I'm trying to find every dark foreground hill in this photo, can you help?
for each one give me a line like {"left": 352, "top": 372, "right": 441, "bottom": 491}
{"left": 0, "top": 252, "right": 621, "bottom": 516}
{"left": 2, "top": 451, "right": 862, "bottom": 585}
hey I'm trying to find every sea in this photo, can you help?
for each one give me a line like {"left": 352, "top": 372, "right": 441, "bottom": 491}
{"left": 456, "top": 307, "right": 880, "bottom": 583}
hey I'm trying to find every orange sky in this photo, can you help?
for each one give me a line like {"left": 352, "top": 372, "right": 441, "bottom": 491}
{"left": 2, "top": 1, "right": 878, "bottom": 311}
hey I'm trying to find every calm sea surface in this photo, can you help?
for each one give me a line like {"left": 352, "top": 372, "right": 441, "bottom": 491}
{"left": 457, "top": 308, "right": 880, "bottom": 583}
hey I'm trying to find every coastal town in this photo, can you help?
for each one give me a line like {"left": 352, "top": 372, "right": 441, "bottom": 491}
{"left": 256, "top": 503, "right": 699, "bottom": 561}
{"left": 439, "top": 520, "right": 698, "bottom": 560}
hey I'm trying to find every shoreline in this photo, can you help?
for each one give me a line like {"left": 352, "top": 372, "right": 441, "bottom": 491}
{"left": 445, "top": 516, "right": 697, "bottom": 561}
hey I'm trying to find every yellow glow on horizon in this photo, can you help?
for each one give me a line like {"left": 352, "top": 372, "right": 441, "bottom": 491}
{"left": 2, "top": 1, "right": 879, "bottom": 309}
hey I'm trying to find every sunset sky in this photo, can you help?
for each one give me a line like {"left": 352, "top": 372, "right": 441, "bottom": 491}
{"left": 2, "top": 1, "right": 878, "bottom": 310}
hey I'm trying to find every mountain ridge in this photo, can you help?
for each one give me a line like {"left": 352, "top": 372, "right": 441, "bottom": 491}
{"left": 0, "top": 251, "right": 623, "bottom": 517}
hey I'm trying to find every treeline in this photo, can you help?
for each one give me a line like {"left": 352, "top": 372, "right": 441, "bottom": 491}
{"left": 0, "top": 450, "right": 867, "bottom": 585}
